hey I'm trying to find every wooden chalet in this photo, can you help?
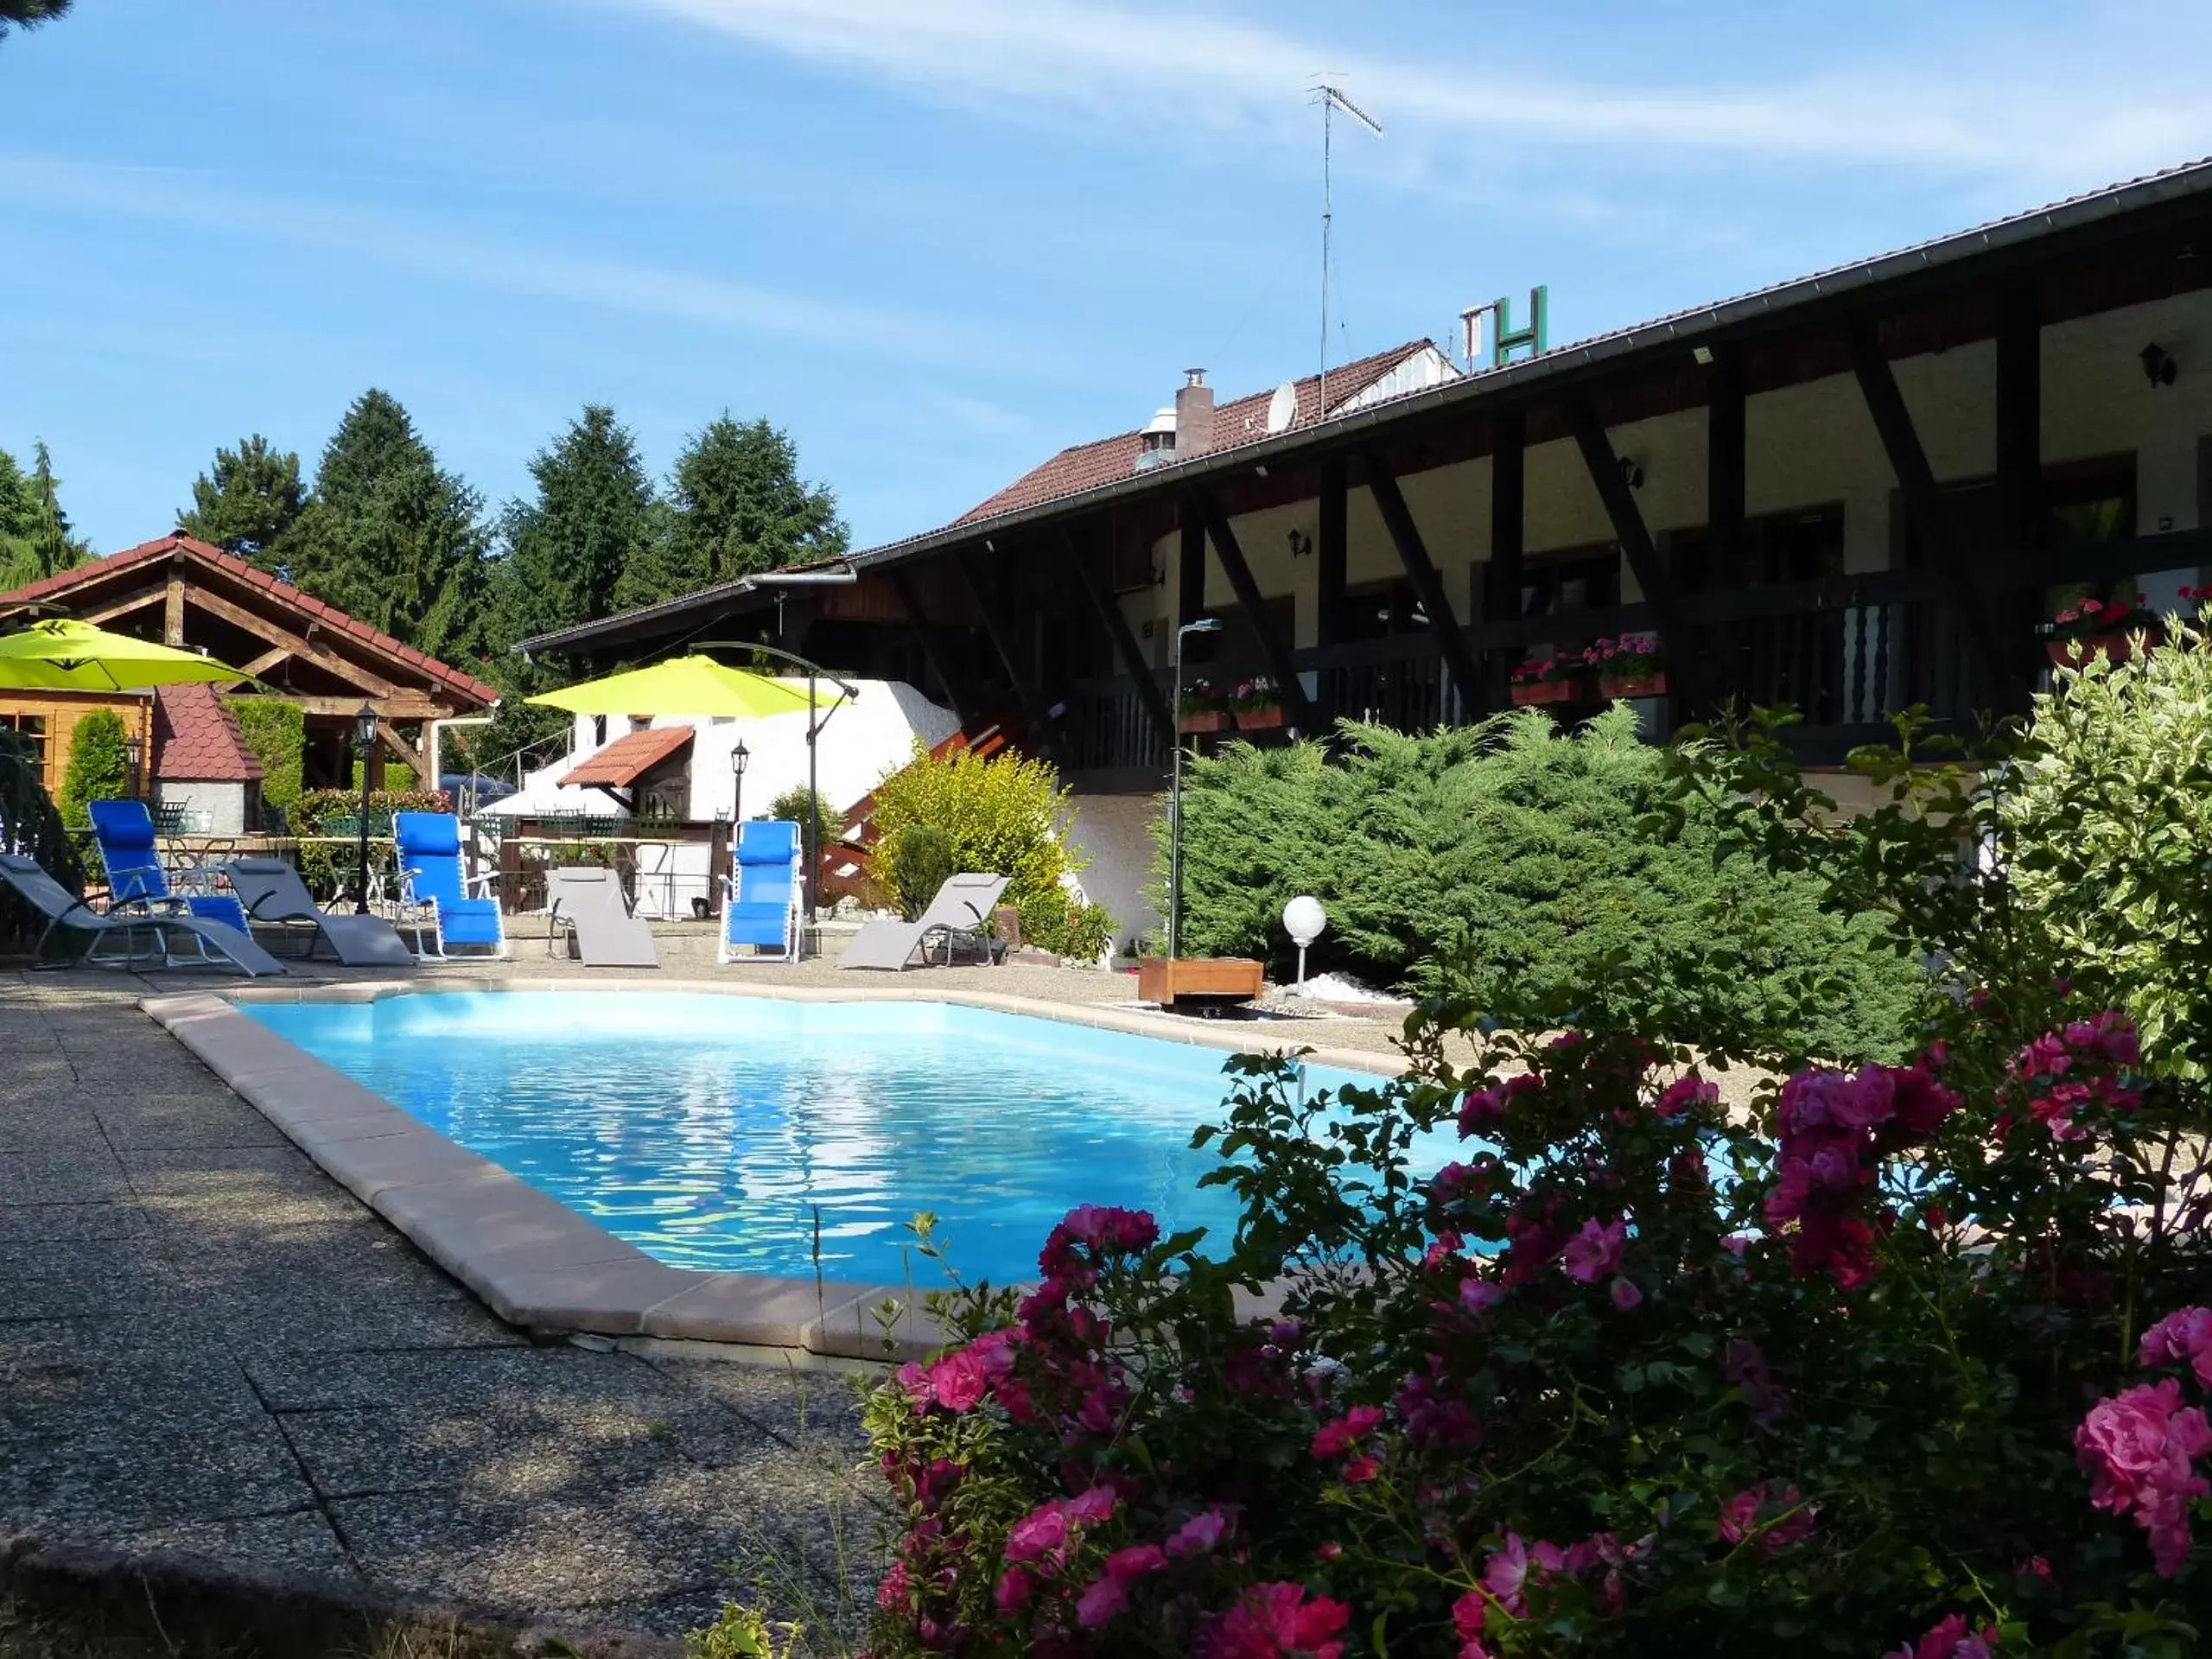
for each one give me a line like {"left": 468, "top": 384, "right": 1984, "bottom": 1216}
{"left": 517, "top": 159, "right": 2212, "bottom": 810}
{"left": 0, "top": 533, "right": 498, "bottom": 811}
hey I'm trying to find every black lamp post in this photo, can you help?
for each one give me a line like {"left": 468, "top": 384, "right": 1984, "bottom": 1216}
{"left": 1167, "top": 615, "right": 1223, "bottom": 960}
{"left": 353, "top": 702, "right": 377, "bottom": 915}
{"left": 730, "top": 739, "right": 750, "bottom": 824}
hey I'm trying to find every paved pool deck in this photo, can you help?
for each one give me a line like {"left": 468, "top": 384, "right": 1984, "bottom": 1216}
{"left": 0, "top": 950, "right": 1430, "bottom": 1639}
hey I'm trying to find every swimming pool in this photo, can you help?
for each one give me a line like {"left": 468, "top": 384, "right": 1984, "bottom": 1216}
{"left": 239, "top": 991, "right": 1438, "bottom": 1286}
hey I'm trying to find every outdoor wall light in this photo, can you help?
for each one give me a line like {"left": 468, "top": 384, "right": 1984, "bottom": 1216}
{"left": 2142, "top": 342, "right": 2179, "bottom": 387}
{"left": 1287, "top": 528, "right": 1314, "bottom": 559}
{"left": 1619, "top": 454, "right": 1647, "bottom": 491}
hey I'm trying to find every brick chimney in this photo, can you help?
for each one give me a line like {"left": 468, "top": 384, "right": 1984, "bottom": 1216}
{"left": 1173, "top": 369, "right": 1216, "bottom": 461}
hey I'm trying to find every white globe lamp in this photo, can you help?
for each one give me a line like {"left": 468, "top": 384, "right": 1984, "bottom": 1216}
{"left": 1282, "top": 895, "right": 1327, "bottom": 995}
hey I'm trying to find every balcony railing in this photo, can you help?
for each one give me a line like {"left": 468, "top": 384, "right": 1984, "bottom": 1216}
{"left": 1053, "top": 530, "right": 2208, "bottom": 777}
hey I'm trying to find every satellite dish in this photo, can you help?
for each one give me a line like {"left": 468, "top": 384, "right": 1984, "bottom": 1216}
{"left": 1265, "top": 381, "right": 1298, "bottom": 435}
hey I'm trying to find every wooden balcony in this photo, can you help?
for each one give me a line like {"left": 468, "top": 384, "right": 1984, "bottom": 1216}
{"left": 1054, "top": 529, "right": 2209, "bottom": 782}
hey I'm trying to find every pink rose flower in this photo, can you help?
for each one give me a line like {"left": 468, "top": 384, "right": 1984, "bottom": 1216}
{"left": 1200, "top": 1583, "right": 1353, "bottom": 1659}
{"left": 1166, "top": 1507, "right": 1231, "bottom": 1558}
{"left": 1561, "top": 1216, "right": 1627, "bottom": 1284}
{"left": 2140, "top": 1306, "right": 2212, "bottom": 1386}
{"left": 1003, "top": 1503, "right": 1071, "bottom": 1567}
{"left": 2077, "top": 1379, "right": 2212, "bottom": 1575}
{"left": 927, "top": 1348, "right": 988, "bottom": 1414}
{"left": 1656, "top": 1074, "right": 1719, "bottom": 1117}
{"left": 1311, "top": 1404, "right": 1385, "bottom": 1461}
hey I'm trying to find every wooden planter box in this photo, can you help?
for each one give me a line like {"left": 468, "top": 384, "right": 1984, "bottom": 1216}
{"left": 1179, "top": 710, "right": 1230, "bottom": 734}
{"left": 1235, "top": 704, "right": 1286, "bottom": 731}
{"left": 1510, "top": 679, "right": 1580, "bottom": 707}
{"left": 1599, "top": 671, "right": 1669, "bottom": 699}
{"left": 1138, "top": 957, "right": 1265, "bottom": 1008}
{"left": 2044, "top": 632, "right": 2157, "bottom": 667}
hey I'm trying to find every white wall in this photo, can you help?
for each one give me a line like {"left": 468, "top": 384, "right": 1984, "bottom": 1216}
{"left": 1063, "top": 791, "right": 1162, "bottom": 950}
{"left": 154, "top": 781, "right": 248, "bottom": 835}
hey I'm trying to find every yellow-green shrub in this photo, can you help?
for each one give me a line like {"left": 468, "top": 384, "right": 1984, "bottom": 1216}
{"left": 869, "top": 742, "right": 1089, "bottom": 920}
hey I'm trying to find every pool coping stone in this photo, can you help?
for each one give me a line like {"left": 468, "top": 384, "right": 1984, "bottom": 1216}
{"left": 141, "top": 979, "right": 1405, "bottom": 1360}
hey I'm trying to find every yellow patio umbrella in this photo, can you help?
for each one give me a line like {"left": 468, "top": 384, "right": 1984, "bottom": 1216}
{"left": 525, "top": 653, "right": 820, "bottom": 719}
{"left": 0, "top": 618, "right": 251, "bottom": 691}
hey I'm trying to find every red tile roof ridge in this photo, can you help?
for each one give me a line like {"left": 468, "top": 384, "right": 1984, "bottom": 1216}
{"left": 151, "top": 682, "right": 265, "bottom": 784}
{"left": 559, "top": 723, "right": 696, "bottom": 789}
{"left": 0, "top": 532, "right": 500, "bottom": 706}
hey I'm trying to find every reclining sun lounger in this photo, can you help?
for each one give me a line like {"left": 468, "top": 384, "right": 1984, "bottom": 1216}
{"left": 546, "top": 866, "right": 659, "bottom": 969}
{"left": 0, "top": 854, "right": 285, "bottom": 976}
{"left": 223, "top": 857, "right": 416, "bottom": 967}
{"left": 393, "top": 811, "right": 506, "bottom": 959}
{"left": 839, "top": 872, "right": 1010, "bottom": 971}
{"left": 87, "top": 798, "right": 253, "bottom": 935}
{"left": 719, "top": 820, "right": 804, "bottom": 963}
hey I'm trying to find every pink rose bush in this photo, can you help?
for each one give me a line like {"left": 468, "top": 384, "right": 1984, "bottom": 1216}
{"left": 857, "top": 963, "right": 2209, "bottom": 1658}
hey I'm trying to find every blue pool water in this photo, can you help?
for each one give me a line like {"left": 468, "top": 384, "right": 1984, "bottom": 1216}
{"left": 240, "top": 992, "right": 1441, "bottom": 1285}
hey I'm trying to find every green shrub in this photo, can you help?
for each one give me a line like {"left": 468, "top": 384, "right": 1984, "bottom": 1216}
{"left": 1164, "top": 708, "right": 1922, "bottom": 1061}
{"left": 291, "top": 784, "right": 449, "bottom": 900}
{"left": 1016, "top": 886, "right": 1115, "bottom": 962}
{"left": 2001, "top": 601, "right": 2212, "bottom": 1072}
{"left": 56, "top": 708, "right": 131, "bottom": 830}
{"left": 226, "top": 696, "right": 304, "bottom": 817}
{"left": 0, "top": 727, "right": 84, "bottom": 954}
{"left": 350, "top": 757, "right": 416, "bottom": 793}
{"left": 870, "top": 741, "right": 1094, "bottom": 924}
{"left": 887, "top": 823, "right": 957, "bottom": 919}
{"left": 768, "top": 784, "right": 837, "bottom": 836}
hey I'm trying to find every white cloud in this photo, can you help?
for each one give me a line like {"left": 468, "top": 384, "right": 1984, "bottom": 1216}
{"left": 621, "top": 0, "right": 2212, "bottom": 190}
{"left": 0, "top": 157, "right": 1042, "bottom": 378}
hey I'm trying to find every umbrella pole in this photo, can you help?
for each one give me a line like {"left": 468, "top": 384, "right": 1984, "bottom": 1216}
{"left": 806, "top": 671, "right": 820, "bottom": 938}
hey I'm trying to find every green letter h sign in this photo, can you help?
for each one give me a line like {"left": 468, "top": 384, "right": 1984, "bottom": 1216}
{"left": 1488, "top": 285, "right": 1548, "bottom": 367}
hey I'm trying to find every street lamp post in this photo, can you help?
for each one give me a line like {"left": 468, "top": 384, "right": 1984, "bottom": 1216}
{"left": 729, "top": 739, "right": 750, "bottom": 824}
{"left": 352, "top": 702, "right": 378, "bottom": 916}
{"left": 1167, "top": 616, "right": 1223, "bottom": 960}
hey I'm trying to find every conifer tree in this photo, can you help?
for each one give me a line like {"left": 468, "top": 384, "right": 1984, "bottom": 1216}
{"left": 0, "top": 442, "right": 90, "bottom": 591}
{"left": 619, "top": 413, "right": 848, "bottom": 606}
{"left": 490, "top": 404, "right": 663, "bottom": 683}
{"left": 283, "top": 391, "right": 489, "bottom": 662}
{"left": 178, "top": 435, "right": 304, "bottom": 566}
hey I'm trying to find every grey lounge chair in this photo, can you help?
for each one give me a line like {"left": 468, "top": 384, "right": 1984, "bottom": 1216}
{"left": 0, "top": 854, "right": 285, "bottom": 977}
{"left": 223, "top": 858, "right": 416, "bottom": 968}
{"left": 546, "top": 866, "right": 659, "bottom": 969}
{"left": 840, "top": 872, "right": 1010, "bottom": 971}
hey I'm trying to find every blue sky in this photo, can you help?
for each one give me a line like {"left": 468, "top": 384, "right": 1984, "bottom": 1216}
{"left": 6, "top": 0, "right": 2212, "bottom": 558}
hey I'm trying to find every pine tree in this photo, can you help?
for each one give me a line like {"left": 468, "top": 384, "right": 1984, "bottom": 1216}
{"left": 620, "top": 414, "right": 849, "bottom": 607}
{"left": 0, "top": 1, "right": 73, "bottom": 41}
{"left": 0, "top": 442, "right": 88, "bottom": 591}
{"left": 491, "top": 404, "right": 663, "bottom": 679}
{"left": 178, "top": 435, "right": 304, "bottom": 565}
{"left": 283, "top": 391, "right": 490, "bottom": 662}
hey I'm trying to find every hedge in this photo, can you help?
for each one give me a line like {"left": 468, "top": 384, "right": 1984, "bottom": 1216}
{"left": 1162, "top": 709, "right": 1923, "bottom": 1061}
{"left": 226, "top": 696, "right": 305, "bottom": 817}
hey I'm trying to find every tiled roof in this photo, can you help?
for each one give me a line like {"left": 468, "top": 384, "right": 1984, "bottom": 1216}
{"left": 560, "top": 724, "right": 694, "bottom": 789}
{"left": 0, "top": 533, "right": 500, "bottom": 707}
{"left": 151, "top": 683, "right": 264, "bottom": 783}
{"left": 955, "top": 342, "right": 1436, "bottom": 526}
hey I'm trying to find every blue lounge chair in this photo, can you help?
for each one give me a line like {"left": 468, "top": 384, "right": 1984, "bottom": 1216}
{"left": 719, "top": 819, "right": 803, "bottom": 963}
{"left": 87, "top": 798, "right": 252, "bottom": 936}
{"left": 393, "top": 811, "right": 505, "bottom": 959}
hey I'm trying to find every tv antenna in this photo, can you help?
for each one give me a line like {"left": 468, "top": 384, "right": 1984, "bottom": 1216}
{"left": 1311, "top": 81, "right": 1381, "bottom": 423}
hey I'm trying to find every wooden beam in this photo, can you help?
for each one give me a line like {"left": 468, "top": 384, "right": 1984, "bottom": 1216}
{"left": 1198, "top": 499, "right": 1317, "bottom": 730}
{"left": 162, "top": 574, "right": 186, "bottom": 647}
{"left": 1484, "top": 410, "right": 1524, "bottom": 622}
{"left": 887, "top": 569, "right": 970, "bottom": 721}
{"left": 1707, "top": 346, "right": 1748, "bottom": 588}
{"left": 1062, "top": 524, "right": 1173, "bottom": 747}
{"left": 1846, "top": 317, "right": 2011, "bottom": 694}
{"left": 1567, "top": 393, "right": 1694, "bottom": 699}
{"left": 289, "top": 694, "right": 449, "bottom": 720}
{"left": 1995, "top": 282, "right": 2043, "bottom": 559}
{"left": 377, "top": 719, "right": 427, "bottom": 779}
{"left": 1314, "top": 459, "right": 1347, "bottom": 726}
{"left": 1178, "top": 507, "right": 1207, "bottom": 627}
{"left": 1361, "top": 449, "right": 1484, "bottom": 718}
{"left": 79, "top": 585, "right": 168, "bottom": 626}
{"left": 185, "top": 586, "right": 402, "bottom": 698}
{"left": 950, "top": 547, "right": 1051, "bottom": 736}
